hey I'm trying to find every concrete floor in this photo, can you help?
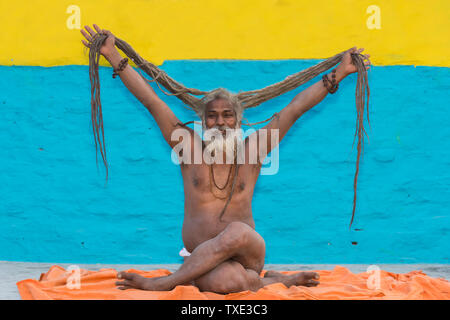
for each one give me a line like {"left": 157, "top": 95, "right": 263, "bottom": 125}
{"left": 3, "top": 261, "right": 449, "bottom": 300}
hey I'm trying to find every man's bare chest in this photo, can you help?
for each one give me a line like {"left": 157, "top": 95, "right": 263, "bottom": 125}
{"left": 182, "top": 163, "right": 260, "bottom": 196}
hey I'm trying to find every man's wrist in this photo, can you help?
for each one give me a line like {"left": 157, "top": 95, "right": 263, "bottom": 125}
{"left": 335, "top": 65, "right": 348, "bottom": 83}
{"left": 103, "top": 48, "right": 122, "bottom": 68}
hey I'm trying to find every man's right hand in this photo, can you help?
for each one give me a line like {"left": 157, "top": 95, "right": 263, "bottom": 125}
{"left": 81, "top": 24, "right": 116, "bottom": 58}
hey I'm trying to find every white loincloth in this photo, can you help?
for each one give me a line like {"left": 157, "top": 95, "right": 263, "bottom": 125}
{"left": 179, "top": 247, "right": 191, "bottom": 257}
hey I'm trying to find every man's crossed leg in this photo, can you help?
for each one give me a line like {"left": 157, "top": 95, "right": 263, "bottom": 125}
{"left": 115, "top": 222, "right": 320, "bottom": 294}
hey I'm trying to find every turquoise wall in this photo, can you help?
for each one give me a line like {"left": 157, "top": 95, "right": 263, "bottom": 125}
{"left": 1, "top": 61, "right": 449, "bottom": 264}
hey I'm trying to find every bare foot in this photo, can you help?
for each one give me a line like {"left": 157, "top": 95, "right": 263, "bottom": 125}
{"left": 115, "top": 271, "right": 172, "bottom": 291}
{"left": 262, "top": 271, "right": 320, "bottom": 287}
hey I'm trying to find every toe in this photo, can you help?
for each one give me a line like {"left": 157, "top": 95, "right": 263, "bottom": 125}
{"left": 117, "top": 285, "right": 133, "bottom": 290}
{"left": 115, "top": 280, "right": 131, "bottom": 286}
{"left": 306, "top": 279, "right": 320, "bottom": 287}
{"left": 303, "top": 272, "right": 320, "bottom": 280}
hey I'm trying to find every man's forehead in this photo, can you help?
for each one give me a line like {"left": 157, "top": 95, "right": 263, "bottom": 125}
{"left": 206, "top": 99, "right": 235, "bottom": 112}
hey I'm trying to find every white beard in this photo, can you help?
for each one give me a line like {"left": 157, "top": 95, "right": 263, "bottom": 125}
{"left": 203, "top": 125, "right": 242, "bottom": 164}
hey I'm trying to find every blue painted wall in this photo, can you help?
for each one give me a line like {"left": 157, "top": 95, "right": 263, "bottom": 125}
{"left": 1, "top": 61, "right": 449, "bottom": 264}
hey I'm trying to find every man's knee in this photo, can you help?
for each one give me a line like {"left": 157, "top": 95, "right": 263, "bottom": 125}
{"left": 216, "top": 266, "right": 261, "bottom": 293}
{"left": 216, "top": 273, "right": 247, "bottom": 293}
{"left": 219, "top": 221, "right": 252, "bottom": 253}
{"left": 196, "top": 261, "right": 260, "bottom": 294}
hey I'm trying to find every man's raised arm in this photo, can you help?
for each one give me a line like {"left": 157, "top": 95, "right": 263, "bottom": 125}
{"left": 253, "top": 47, "right": 370, "bottom": 157}
{"left": 81, "top": 24, "right": 184, "bottom": 149}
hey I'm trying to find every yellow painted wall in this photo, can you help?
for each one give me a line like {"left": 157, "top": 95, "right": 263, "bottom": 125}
{"left": 0, "top": 0, "right": 448, "bottom": 66}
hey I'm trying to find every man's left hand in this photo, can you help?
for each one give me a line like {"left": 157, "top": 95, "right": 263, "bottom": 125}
{"left": 337, "top": 47, "right": 371, "bottom": 77}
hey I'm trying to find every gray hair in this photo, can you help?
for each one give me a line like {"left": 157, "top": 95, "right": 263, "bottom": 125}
{"left": 197, "top": 88, "right": 244, "bottom": 124}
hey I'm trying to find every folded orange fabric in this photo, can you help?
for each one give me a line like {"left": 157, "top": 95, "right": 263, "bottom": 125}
{"left": 16, "top": 265, "right": 450, "bottom": 300}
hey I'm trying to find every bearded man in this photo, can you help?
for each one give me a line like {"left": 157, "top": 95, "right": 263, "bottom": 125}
{"left": 81, "top": 24, "right": 370, "bottom": 293}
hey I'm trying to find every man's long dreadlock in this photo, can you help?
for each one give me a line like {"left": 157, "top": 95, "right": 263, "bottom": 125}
{"left": 87, "top": 34, "right": 370, "bottom": 228}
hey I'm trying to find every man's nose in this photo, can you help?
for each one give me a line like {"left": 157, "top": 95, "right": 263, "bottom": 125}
{"left": 216, "top": 115, "right": 225, "bottom": 126}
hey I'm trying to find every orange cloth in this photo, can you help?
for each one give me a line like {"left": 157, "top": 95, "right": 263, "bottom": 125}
{"left": 16, "top": 265, "right": 450, "bottom": 300}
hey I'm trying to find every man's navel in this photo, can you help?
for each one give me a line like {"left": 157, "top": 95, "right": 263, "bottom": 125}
{"left": 192, "top": 176, "right": 200, "bottom": 187}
